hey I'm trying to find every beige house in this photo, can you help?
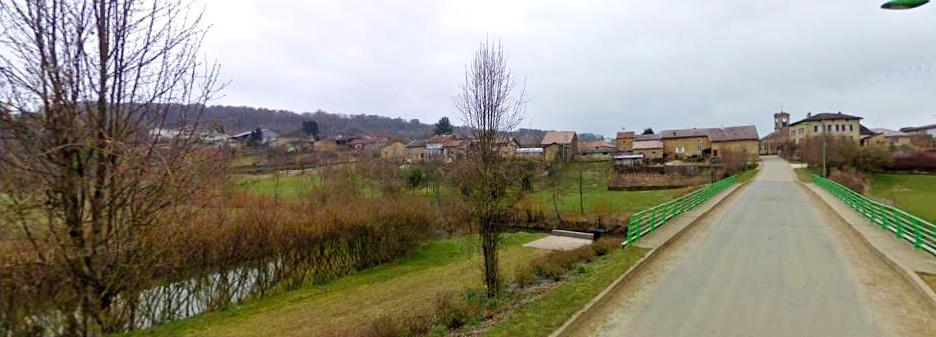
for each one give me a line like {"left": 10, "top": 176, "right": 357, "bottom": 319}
{"left": 615, "top": 131, "right": 635, "bottom": 152}
{"left": 872, "top": 128, "right": 915, "bottom": 147}
{"left": 541, "top": 131, "right": 578, "bottom": 162}
{"left": 658, "top": 125, "right": 759, "bottom": 162}
{"left": 578, "top": 140, "right": 615, "bottom": 160}
{"left": 787, "top": 112, "right": 862, "bottom": 145}
{"left": 380, "top": 141, "right": 407, "bottom": 160}
{"left": 404, "top": 139, "right": 427, "bottom": 162}
{"left": 633, "top": 134, "right": 663, "bottom": 159}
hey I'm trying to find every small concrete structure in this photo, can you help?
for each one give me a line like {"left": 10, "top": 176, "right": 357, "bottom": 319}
{"left": 524, "top": 235, "right": 593, "bottom": 251}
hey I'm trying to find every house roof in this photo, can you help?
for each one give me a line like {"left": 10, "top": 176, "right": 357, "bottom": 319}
{"left": 633, "top": 140, "right": 663, "bottom": 149}
{"left": 616, "top": 131, "right": 635, "bottom": 139}
{"left": 900, "top": 124, "right": 936, "bottom": 132}
{"left": 659, "top": 125, "right": 758, "bottom": 142}
{"left": 541, "top": 131, "right": 577, "bottom": 145}
{"left": 790, "top": 112, "right": 862, "bottom": 126}
{"left": 405, "top": 139, "right": 426, "bottom": 148}
{"left": 635, "top": 133, "right": 662, "bottom": 141}
{"left": 872, "top": 128, "right": 911, "bottom": 137}
{"left": 859, "top": 125, "right": 877, "bottom": 136}
{"left": 426, "top": 134, "right": 455, "bottom": 144}
{"left": 578, "top": 140, "right": 614, "bottom": 151}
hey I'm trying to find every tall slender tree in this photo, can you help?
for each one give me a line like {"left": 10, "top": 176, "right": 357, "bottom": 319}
{"left": 0, "top": 0, "right": 220, "bottom": 335}
{"left": 454, "top": 39, "right": 525, "bottom": 296}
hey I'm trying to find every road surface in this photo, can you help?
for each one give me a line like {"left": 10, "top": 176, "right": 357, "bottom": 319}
{"left": 571, "top": 156, "right": 935, "bottom": 337}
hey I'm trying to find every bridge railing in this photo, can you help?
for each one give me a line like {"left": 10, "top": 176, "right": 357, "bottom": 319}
{"left": 623, "top": 175, "right": 737, "bottom": 247}
{"left": 812, "top": 174, "right": 936, "bottom": 258}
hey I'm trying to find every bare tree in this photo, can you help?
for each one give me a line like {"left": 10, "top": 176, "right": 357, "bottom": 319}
{"left": 454, "top": 39, "right": 525, "bottom": 296}
{"left": 0, "top": 0, "right": 220, "bottom": 335}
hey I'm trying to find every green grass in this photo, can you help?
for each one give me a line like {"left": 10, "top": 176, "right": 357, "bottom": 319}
{"left": 236, "top": 174, "right": 322, "bottom": 199}
{"left": 528, "top": 161, "right": 686, "bottom": 216}
{"left": 128, "top": 233, "right": 549, "bottom": 337}
{"left": 484, "top": 246, "right": 648, "bottom": 337}
{"left": 869, "top": 173, "right": 936, "bottom": 224}
{"left": 794, "top": 168, "right": 816, "bottom": 183}
{"left": 735, "top": 167, "right": 759, "bottom": 183}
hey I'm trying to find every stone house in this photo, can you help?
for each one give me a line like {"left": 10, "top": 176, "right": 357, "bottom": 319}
{"left": 380, "top": 141, "right": 407, "bottom": 160}
{"left": 615, "top": 131, "right": 635, "bottom": 152}
{"left": 633, "top": 134, "right": 664, "bottom": 160}
{"left": 404, "top": 139, "right": 427, "bottom": 162}
{"left": 541, "top": 131, "right": 578, "bottom": 162}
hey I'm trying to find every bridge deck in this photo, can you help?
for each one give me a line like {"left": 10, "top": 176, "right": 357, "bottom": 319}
{"left": 570, "top": 156, "right": 936, "bottom": 337}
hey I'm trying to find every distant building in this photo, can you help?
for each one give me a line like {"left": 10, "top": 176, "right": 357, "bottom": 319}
{"left": 900, "top": 124, "right": 936, "bottom": 137}
{"left": 615, "top": 131, "right": 635, "bottom": 152}
{"left": 872, "top": 128, "right": 915, "bottom": 147}
{"left": 787, "top": 112, "right": 862, "bottom": 145}
{"left": 578, "top": 140, "right": 615, "bottom": 160}
{"left": 230, "top": 128, "right": 279, "bottom": 145}
{"left": 380, "top": 141, "right": 407, "bottom": 160}
{"left": 404, "top": 139, "right": 427, "bottom": 162}
{"left": 541, "top": 131, "right": 578, "bottom": 162}
{"left": 658, "top": 125, "right": 759, "bottom": 162}
{"left": 633, "top": 134, "right": 664, "bottom": 160}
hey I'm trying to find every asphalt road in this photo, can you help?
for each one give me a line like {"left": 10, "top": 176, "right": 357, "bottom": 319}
{"left": 584, "top": 157, "right": 888, "bottom": 337}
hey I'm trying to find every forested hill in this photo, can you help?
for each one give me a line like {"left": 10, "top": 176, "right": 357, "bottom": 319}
{"left": 168, "top": 104, "right": 601, "bottom": 142}
{"left": 186, "top": 105, "right": 433, "bottom": 139}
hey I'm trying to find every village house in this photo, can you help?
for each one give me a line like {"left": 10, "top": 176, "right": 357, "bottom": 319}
{"left": 379, "top": 140, "right": 407, "bottom": 161}
{"left": 787, "top": 112, "right": 862, "bottom": 145}
{"left": 541, "top": 131, "right": 577, "bottom": 162}
{"left": 657, "top": 125, "right": 759, "bottom": 162}
{"left": 404, "top": 139, "right": 427, "bottom": 162}
{"left": 900, "top": 124, "right": 936, "bottom": 137}
{"left": 633, "top": 134, "right": 664, "bottom": 160}
{"left": 871, "top": 128, "right": 916, "bottom": 147}
{"left": 349, "top": 136, "right": 389, "bottom": 157}
{"left": 495, "top": 137, "right": 521, "bottom": 158}
{"left": 578, "top": 140, "right": 615, "bottom": 160}
{"left": 615, "top": 131, "right": 635, "bottom": 152}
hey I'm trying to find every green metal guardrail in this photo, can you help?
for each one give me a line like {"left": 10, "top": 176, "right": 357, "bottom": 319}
{"left": 812, "top": 174, "right": 936, "bottom": 258}
{"left": 623, "top": 175, "right": 737, "bottom": 247}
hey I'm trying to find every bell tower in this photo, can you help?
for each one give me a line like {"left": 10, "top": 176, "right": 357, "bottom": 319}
{"left": 773, "top": 111, "right": 789, "bottom": 130}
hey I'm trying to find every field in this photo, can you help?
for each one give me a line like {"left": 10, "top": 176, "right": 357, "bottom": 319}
{"left": 869, "top": 173, "right": 936, "bottom": 224}
{"left": 527, "top": 161, "right": 688, "bottom": 216}
{"left": 130, "top": 233, "right": 550, "bottom": 337}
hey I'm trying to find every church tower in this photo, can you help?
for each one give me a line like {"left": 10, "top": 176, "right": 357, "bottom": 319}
{"left": 773, "top": 111, "right": 789, "bottom": 130}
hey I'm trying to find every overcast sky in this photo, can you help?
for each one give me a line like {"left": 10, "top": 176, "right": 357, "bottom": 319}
{"left": 200, "top": 0, "right": 936, "bottom": 138}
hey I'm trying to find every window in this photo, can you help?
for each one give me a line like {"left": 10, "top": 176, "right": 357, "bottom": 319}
{"left": 834, "top": 124, "right": 839, "bottom": 132}
{"left": 827, "top": 125, "right": 832, "bottom": 132}
{"left": 814, "top": 125, "right": 819, "bottom": 133}
{"left": 713, "top": 149, "right": 719, "bottom": 156}
{"left": 799, "top": 128, "right": 804, "bottom": 135}
{"left": 849, "top": 124, "right": 853, "bottom": 132}
{"left": 675, "top": 146, "right": 685, "bottom": 154}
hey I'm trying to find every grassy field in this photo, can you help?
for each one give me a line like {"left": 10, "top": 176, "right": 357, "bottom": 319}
{"left": 527, "top": 161, "right": 687, "bottom": 216}
{"left": 236, "top": 174, "right": 321, "bottom": 199}
{"left": 869, "top": 173, "right": 936, "bottom": 224}
{"left": 484, "top": 245, "right": 648, "bottom": 337}
{"left": 129, "top": 233, "right": 549, "bottom": 337}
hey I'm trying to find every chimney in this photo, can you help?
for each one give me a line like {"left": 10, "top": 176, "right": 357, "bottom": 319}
{"left": 807, "top": 112, "right": 812, "bottom": 118}
{"left": 837, "top": 111, "right": 842, "bottom": 115}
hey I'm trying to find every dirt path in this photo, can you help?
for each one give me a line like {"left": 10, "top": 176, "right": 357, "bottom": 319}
{"left": 568, "top": 157, "right": 936, "bottom": 337}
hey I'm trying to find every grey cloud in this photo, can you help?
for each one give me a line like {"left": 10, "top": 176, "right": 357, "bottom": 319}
{"left": 201, "top": 0, "right": 936, "bottom": 138}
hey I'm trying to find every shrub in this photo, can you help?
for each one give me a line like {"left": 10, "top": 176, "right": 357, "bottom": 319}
{"left": 405, "top": 167, "right": 425, "bottom": 189}
{"left": 513, "top": 265, "right": 536, "bottom": 288}
{"left": 591, "top": 238, "right": 620, "bottom": 256}
{"left": 885, "top": 151, "right": 936, "bottom": 172}
{"left": 829, "top": 169, "right": 869, "bottom": 193}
